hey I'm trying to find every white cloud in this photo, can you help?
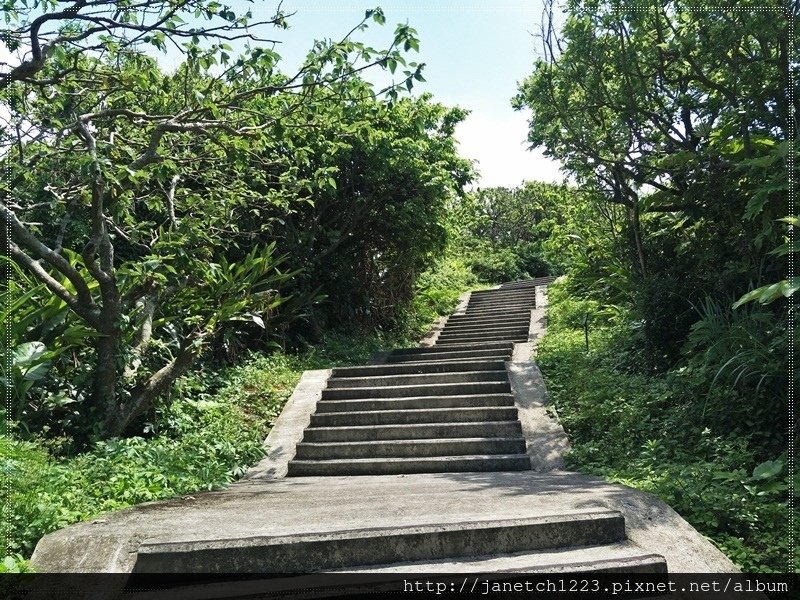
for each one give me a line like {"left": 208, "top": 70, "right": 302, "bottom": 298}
{"left": 455, "top": 109, "right": 564, "bottom": 189}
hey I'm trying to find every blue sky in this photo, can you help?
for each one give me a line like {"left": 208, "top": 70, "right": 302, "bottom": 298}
{"left": 239, "top": 1, "right": 565, "bottom": 187}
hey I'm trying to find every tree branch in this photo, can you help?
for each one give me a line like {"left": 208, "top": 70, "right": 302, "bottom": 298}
{"left": 8, "top": 242, "right": 102, "bottom": 328}
{"left": 0, "top": 0, "right": 89, "bottom": 89}
{"left": 1, "top": 200, "right": 96, "bottom": 310}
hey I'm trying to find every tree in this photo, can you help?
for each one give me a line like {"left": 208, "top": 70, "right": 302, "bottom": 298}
{"left": 264, "top": 92, "right": 474, "bottom": 331}
{"left": 515, "top": 0, "right": 796, "bottom": 362}
{"left": 1, "top": 1, "right": 426, "bottom": 438}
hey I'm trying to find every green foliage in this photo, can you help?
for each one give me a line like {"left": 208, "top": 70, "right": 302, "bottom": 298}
{"left": 4, "top": 343, "right": 52, "bottom": 419}
{"left": 1, "top": 398, "right": 267, "bottom": 557}
{"left": 515, "top": 0, "right": 790, "bottom": 365}
{"left": 734, "top": 215, "right": 799, "bottom": 307}
{"left": 537, "top": 278, "right": 794, "bottom": 572}
{"left": 684, "top": 297, "right": 789, "bottom": 397}
{"left": 510, "top": 1, "right": 793, "bottom": 573}
{"left": 2, "top": 2, "right": 469, "bottom": 440}
{"left": 406, "top": 257, "right": 479, "bottom": 335}
{"left": 0, "top": 555, "right": 32, "bottom": 573}
{"left": 263, "top": 93, "right": 474, "bottom": 333}
{"left": 0, "top": 324, "right": 421, "bottom": 559}
{"left": 449, "top": 182, "right": 574, "bottom": 284}
{"left": 467, "top": 248, "right": 518, "bottom": 283}
{"left": 543, "top": 282, "right": 602, "bottom": 331}
{"left": 0, "top": 257, "right": 96, "bottom": 440}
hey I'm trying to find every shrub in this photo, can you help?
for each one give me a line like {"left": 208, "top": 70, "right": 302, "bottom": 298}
{"left": 1, "top": 323, "right": 437, "bottom": 561}
{"left": 536, "top": 276, "right": 794, "bottom": 572}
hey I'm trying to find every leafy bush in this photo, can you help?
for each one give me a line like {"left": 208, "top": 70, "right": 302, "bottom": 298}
{"left": 467, "top": 246, "right": 526, "bottom": 283}
{"left": 537, "top": 277, "right": 794, "bottom": 572}
{"left": 0, "top": 322, "right": 432, "bottom": 562}
{"left": 545, "top": 284, "right": 600, "bottom": 331}
{"left": 408, "top": 257, "right": 478, "bottom": 332}
{"left": 462, "top": 243, "right": 552, "bottom": 285}
{"left": 2, "top": 400, "right": 267, "bottom": 558}
{"left": 0, "top": 555, "right": 31, "bottom": 573}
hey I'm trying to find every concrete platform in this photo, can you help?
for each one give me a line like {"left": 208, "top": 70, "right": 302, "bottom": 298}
{"left": 299, "top": 420, "right": 524, "bottom": 442}
{"left": 30, "top": 470, "right": 736, "bottom": 573}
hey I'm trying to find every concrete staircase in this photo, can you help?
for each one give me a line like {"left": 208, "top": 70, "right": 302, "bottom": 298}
{"left": 287, "top": 281, "right": 544, "bottom": 477}
{"left": 31, "top": 276, "right": 741, "bottom": 585}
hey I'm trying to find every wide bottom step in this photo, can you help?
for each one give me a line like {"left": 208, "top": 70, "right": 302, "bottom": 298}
{"left": 287, "top": 454, "right": 532, "bottom": 476}
{"left": 133, "top": 511, "right": 625, "bottom": 573}
{"left": 385, "top": 349, "right": 512, "bottom": 363}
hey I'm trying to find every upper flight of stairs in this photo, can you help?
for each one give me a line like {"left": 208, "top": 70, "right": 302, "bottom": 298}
{"left": 287, "top": 278, "right": 556, "bottom": 477}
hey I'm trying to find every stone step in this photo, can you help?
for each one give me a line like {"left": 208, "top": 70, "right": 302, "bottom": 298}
{"left": 436, "top": 332, "right": 528, "bottom": 346}
{"left": 466, "top": 300, "right": 534, "bottom": 310}
{"left": 133, "top": 511, "right": 626, "bottom": 572}
{"left": 446, "top": 313, "right": 531, "bottom": 323}
{"left": 321, "top": 380, "right": 511, "bottom": 400}
{"left": 471, "top": 285, "right": 535, "bottom": 294}
{"left": 437, "top": 325, "right": 528, "bottom": 342}
{"left": 309, "top": 406, "right": 519, "bottom": 427}
{"left": 500, "top": 276, "right": 556, "bottom": 289}
{"left": 325, "top": 370, "right": 508, "bottom": 389}
{"left": 465, "top": 304, "right": 535, "bottom": 314}
{"left": 288, "top": 454, "right": 532, "bottom": 476}
{"left": 467, "top": 299, "right": 535, "bottom": 308}
{"left": 443, "top": 323, "right": 528, "bottom": 331}
{"left": 384, "top": 349, "right": 512, "bottom": 363}
{"left": 439, "top": 323, "right": 529, "bottom": 334}
{"left": 293, "top": 437, "right": 527, "bottom": 459}
{"left": 332, "top": 360, "right": 508, "bottom": 378}
{"left": 301, "top": 420, "right": 523, "bottom": 442}
{"left": 389, "top": 341, "right": 513, "bottom": 355}
{"left": 342, "top": 542, "right": 667, "bottom": 574}
{"left": 315, "top": 393, "right": 516, "bottom": 413}
{"left": 439, "top": 326, "right": 529, "bottom": 338}
{"left": 460, "top": 310, "right": 533, "bottom": 320}
{"left": 469, "top": 291, "right": 535, "bottom": 306}
{"left": 441, "top": 321, "right": 529, "bottom": 332}
{"left": 441, "top": 322, "right": 528, "bottom": 331}
{"left": 436, "top": 334, "right": 528, "bottom": 345}
{"left": 438, "top": 326, "right": 528, "bottom": 336}
{"left": 468, "top": 292, "right": 535, "bottom": 300}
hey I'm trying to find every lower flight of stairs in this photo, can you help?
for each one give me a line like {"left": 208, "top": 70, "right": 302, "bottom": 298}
{"left": 265, "top": 277, "right": 666, "bottom": 578}
{"left": 287, "top": 281, "right": 544, "bottom": 477}
{"left": 287, "top": 341, "right": 529, "bottom": 476}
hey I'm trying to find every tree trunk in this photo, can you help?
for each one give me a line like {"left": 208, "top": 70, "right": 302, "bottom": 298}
{"left": 94, "top": 325, "right": 120, "bottom": 430}
{"left": 629, "top": 201, "right": 647, "bottom": 277}
{"left": 104, "top": 342, "right": 199, "bottom": 437}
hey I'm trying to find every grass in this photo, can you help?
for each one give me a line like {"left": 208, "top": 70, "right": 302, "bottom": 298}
{"left": 536, "top": 280, "right": 795, "bottom": 573}
{"left": 1, "top": 329, "right": 408, "bottom": 565}
{"left": 1, "top": 260, "right": 478, "bottom": 568}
